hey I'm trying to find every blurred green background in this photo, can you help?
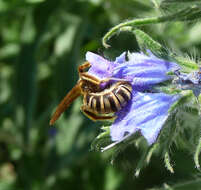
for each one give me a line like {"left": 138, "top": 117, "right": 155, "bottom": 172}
{"left": 0, "top": 0, "right": 201, "bottom": 189}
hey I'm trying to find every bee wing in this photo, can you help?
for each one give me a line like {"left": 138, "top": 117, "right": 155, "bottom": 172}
{"left": 50, "top": 83, "right": 81, "bottom": 125}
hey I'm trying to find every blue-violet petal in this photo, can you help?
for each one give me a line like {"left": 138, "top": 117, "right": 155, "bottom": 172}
{"left": 86, "top": 51, "right": 126, "bottom": 79}
{"left": 110, "top": 92, "right": 180, "bottom": 144}
{"left": 113, "top": 52, "right": 179, "bottom": 90}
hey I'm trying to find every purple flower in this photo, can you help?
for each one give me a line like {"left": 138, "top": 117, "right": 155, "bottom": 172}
{"left": 111, "top": 92, "right": 179, "bottom": 144}
{"left": 174, "top": 69, "right": 201, "bottom": 97}
{"left": 86, "top": 51, "right": 126, "bottom": 79}
{"left": 113, "top": 52, "right": 179, "bottom": 90}
{"left": 85, "top": 51, "right": 180, "bottom": 145}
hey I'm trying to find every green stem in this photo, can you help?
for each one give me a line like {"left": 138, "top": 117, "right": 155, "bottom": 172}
{"left": 102, "top": 17, "right": 160, "bottom": 48}
{"left": 102, "top": 6, "right": 201, "bottom": 48}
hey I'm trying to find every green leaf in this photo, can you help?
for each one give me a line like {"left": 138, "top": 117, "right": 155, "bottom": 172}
{"left": 133, "top": 29, "right": 168, "bottom": 57}
{"left": 172, "top": 56, "right": 200, "bottom": 72}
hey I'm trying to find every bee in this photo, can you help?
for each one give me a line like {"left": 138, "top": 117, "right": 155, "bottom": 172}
{"left": 49, "top": 62, "right": 132, "bottom": 125}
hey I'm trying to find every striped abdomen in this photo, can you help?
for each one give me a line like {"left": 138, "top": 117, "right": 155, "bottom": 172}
{"left": 83, "top": 82, "right": 132, "bottom": 114}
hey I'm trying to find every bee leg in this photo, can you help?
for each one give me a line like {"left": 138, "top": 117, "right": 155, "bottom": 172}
{"left": 79, "top": 72, "right": 101, "bottom": 85}
{"left": 81, "top": 106, "right": 116, "bottom": 121}
{"left": 80, "top": 74, "right": 131, "bottom": 86}
{"left": 78, "top": 62, "right": 131, "bottom": 85}
{"left": 78, "top": 62, "right": 101, "bottom": 85}
{"left": 78, "top": 62, "right": 91, "bottom": 73}
{"left": 100, "top": 77, "right": 131, "bottom": 83}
